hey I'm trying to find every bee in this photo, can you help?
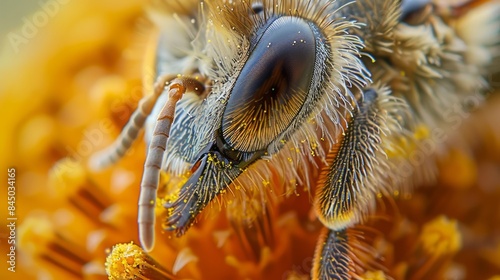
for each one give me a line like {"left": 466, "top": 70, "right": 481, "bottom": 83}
{"left": 91, "top": 0, "right": 500, "bottom": 278}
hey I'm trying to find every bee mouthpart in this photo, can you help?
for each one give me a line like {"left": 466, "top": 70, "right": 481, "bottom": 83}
{"left": 163, "top": 147, "right": 243, "bottom": 236}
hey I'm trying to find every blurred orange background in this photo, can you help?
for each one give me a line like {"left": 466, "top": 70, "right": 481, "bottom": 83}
{"left": 0, "top": 1, "right": 499, "bottom": 279}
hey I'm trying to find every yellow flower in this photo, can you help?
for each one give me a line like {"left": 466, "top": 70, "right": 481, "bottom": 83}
{"left": 419, "top": 216, "right": 461, "bottom": 257}
{"left": 2, "top": 1, "right": 500, "bottom": 280}
{"left": 361, "top": 270, "right": 387, "bottom": 280}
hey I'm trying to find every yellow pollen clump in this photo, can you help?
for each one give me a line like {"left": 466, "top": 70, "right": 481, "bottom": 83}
{"left": 105, "top": 242, "right": 173, "bottom": 280}
{"left": 385, "top": 124, "right": 430, "bottom": 159}
{"left": 105, "top": 242, "right": 144, "bottom": 279}
{"left": 361, "top": 270, "right": 387, "bottom": 280}
{"left": 419, "top": 216, "right": 462, "bottom": 256}
{"left": 413, "top": 125, "right": 430, "bottom": 140}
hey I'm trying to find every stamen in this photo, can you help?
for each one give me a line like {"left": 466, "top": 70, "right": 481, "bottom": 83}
{"left": 407, "top": 216, "right": 462, "bottom": 280}
{"left": 228, "top": 200, "right": 275, "bottom": 261}
{"left": 419, "top": 216, "right": 462, "bottom": 256}
{"left": 49, "top": 159, "right": 112, "bottom": 224}
{"left": 19, "top": 216, "right": 91, "bottom": 278}
{"left": 105, "top": 242, "right": 176, "bottom": 280}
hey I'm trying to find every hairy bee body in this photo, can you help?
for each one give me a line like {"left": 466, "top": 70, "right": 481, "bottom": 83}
{"left": 92, "top": 0, "right": 500, "bottom": 278}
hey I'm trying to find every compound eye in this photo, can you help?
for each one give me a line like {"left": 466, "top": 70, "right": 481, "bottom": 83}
{"left": 222, "top": 16, "right": 316, "bottom": 153}
{"left": 400, "top": 0, "right": 431, "bottom": 22}
{"left": 401, "top": 0, "right": 430, "bottom": 14}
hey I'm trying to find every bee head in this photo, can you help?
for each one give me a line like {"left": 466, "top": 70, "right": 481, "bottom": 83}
{"left": 163, "top": 0, "right": 369, "bottom": 234}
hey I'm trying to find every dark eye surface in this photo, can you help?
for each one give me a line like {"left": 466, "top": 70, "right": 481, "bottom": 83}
{"left": 221, "top": 16, "right": 317, "bottom": 153}
{"left": 400, "top": 0, "right": 431, "bottom": 20}
{"left": 251, "top": 2, "right": 264, "bottom": 14}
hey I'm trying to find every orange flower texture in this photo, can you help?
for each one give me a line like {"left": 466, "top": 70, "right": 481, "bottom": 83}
{"left": 1, "top": 0, "right": 500, "bottom": 279}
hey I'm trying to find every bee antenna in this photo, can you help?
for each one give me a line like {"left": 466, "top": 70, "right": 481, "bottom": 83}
{"left": 88, "top": 75, "right": 173, "bottom": 170}
{"left": 138, "top": 77, "right": 205, "bottom": 252}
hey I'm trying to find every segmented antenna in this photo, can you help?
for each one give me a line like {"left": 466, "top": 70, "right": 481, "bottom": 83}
{"left": 89, "top": 75, "right": 173, "bottom": 170}
{"left": 138, "top": 77, "right": 204, "bottom": 252}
